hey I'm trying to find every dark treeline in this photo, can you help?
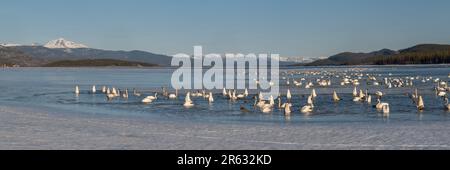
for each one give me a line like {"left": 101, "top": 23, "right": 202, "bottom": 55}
{"left": 370, "top": 51, "right": 450, "bottom": 65}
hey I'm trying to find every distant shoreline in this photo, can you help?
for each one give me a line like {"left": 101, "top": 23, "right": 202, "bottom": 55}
{"left": 3, "top": 63, "right": 450, "bottom": 69}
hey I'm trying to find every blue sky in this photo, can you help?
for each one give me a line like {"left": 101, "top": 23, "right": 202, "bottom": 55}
{"left": 1, "top": 0, "right": 450, "bottom": 57}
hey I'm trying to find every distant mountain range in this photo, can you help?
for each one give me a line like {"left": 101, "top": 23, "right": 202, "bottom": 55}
{"left": 1, "top": 38, "right": 173, "bottom": 67}
{"left": 0, "top": 46, "right": 44, "bottom": 66}
{"left": 2, "top": 38, "right": 449, "bottom": 67}
{"left": 0, "top": 38, "right": 297, "bottom": 67}
{"left": 303, "top": 44, "right": 450, "bottom": 66}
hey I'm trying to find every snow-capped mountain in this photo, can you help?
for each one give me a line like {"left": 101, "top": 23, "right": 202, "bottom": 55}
{"left": 44, "top": 38, "right": 88, "bottom": 49}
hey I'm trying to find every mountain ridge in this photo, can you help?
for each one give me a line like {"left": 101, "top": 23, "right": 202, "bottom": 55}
{"left": 304, "top": 44, "right": 450, "bottom": 66}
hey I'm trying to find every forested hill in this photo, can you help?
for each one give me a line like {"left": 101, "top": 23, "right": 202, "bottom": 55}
{"left": 370, "top": 44, "right": 450, "bottom": 65}
{"left": 304, "top": 44, "right": 450, "bottom": 66}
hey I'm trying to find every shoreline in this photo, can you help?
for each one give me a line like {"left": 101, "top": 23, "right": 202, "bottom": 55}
{"left": 1, "top": 104, "right": 450, "bottom": 150}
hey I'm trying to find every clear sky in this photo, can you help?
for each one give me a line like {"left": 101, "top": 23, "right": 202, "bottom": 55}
{"left": 1, "top": 0, "right": 450, "bottom": 58}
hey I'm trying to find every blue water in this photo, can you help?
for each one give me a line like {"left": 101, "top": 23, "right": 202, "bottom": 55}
{"left": 0, "top": 65, "right": 449, "bottom": 124}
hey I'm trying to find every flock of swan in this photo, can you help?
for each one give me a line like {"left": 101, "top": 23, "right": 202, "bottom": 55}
{"left": 74, "top": 71, "right": 450, "bottom": 117}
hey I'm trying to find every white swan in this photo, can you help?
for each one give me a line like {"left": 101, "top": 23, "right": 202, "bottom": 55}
{"left": 359, "top": 89, "right": 365, "bottom": 99}
{"left": 208, "top": 92, "right": 214, "bottom": 103}
{"left": 184, "top": 92, "right": 194, "bottom": 107}
{"left": 352, "top": 87, "right": 358, "bottom": 97}
{"left": 301, "top": 104, "right": 313, "bottom": 113}
{"left": 367, "top": 95, "right": 372, "bottom": 104}
{"left": 223, "top": 88, "right": 227, "bottom": 96}
{"left": 311, "top": 89, "right": 317, "bottom": 98}
{"left": 112, "top": 88, "right": 118, "bottom": 96}
{"left": 244, "top": 88, "right": 249, "bottom": 97}
{"left": 169, "top": 89, "right": 178, "bottom": 99}
{"left": 75, "top": 85, "right": 80, "bottom": 95}
{"left": 376, "top": 99, "right": 389, "bottom": 110}
{"left": 284, "top": 103, "right": 292, "bottom": 115}
{"left": 122, "top": 89, "right": 129, "bottom": 99}
{"left": 116, "top": 89, "right": 121, "bottom": 97}
{"left": 269, "top": 95, "right": 275, "bottom": 106}
{"left": 412, "top": 88, "right": 418, "bottom": 100}
{"left": 382, "top": 104, "right": 390, "bottom": 116}
{"left": 92, "top": 85, "right": 96, "bottom": 94}
{"left": 444, "top": 98, "right": 450, "bottom": 111}
{"left": 437, "top": 91, "right": 447, "bottom": 97}
{"left": 375, "top": 91, "right": 383, "bottom": 98}
{"left": 332, "top": 90, "right": 341, "bottom": 102}
{"left": 236, "top": 90, "right": 246, "bottom": 99}
{"left": 141, "top": 97, "right": 153, "bottom": 103}
{"left": 146, "top": 93, "right": 158, "bottom": 100}
{"left": 261, "top": 104, "right": 272, "bottom": 113}
{"left": 353, "top": 96, "right": 363, "bottom": 102}
{"left": 417, "top": 96, "right": 425, "bottom": 111}
{"left": 102, "top": 86, "right": 106, "bottom": 93}
{"left": 133, "top": 88, "right": 141, "bottom": 97}
{"left": 287, "top": 89, "right": 292, "bottom": 101}
{"left": 230, "top": 90, "right": 238, "bottom": 100}
{"left": 106, "top": 93, "right": 115, "bottom": 100}
{"left": 307, "top": 95, "right": 314, "bottom": 108}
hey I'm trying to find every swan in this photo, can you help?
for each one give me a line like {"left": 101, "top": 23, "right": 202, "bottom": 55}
{"left": 223, "top": 88, "right": 227, "bottom": 96}
{"left": 169, "top": 89, "right": 178, "bottom": 99}
{"left": 261, "top": 104, "right": 272, "bottom": 113}
{"left": 352, "top": 87, "right": 358, "bottom": 97}
{"left": 75, "top": 85, "right": 80, "bottom": 95}
{"left": 146, "top": 93, "right": 158, "bottom": 100}
{"left": 208, "top": 92, "right": 214, "bottom": 103}
{"left": 375, "top": 91, "right": 383, "bottom": 98}
{"left": 244, "top": 88, "right": 249, "bottom": 97}
{"left": 444, "top": 98, "right": 450, "bottom": 111}
{"left": 122, "top": 89, "right": 129, "bottom": 99}
{"left": 437, "top": 91, "right": 446, "bottom": 97}
{"left": 307, "top": 95, "right": 314, "bottom": 108}
{"left": 141, "top": 97, "right": 153, "bottom": 103}
{"left": 183, "top": 92, "right": 194, "bottom": 107}
{"left": 133, "top": 88, "right": 141, "bottom": 97}
{"left": 258, "top": 92, "right": 264, "bottom": 100}
{"left": 284, "top": 103, "right": 292, "bottom": 115}
{"left": 359, "top": 90, "right": 365, "bottom": 99}
{"left": 230, "top": 90, "right": 238, "bottom": 100}
{"left": 256, "top": 100, "right": 266, "bottom": 108}
{"left": 236, "top": 90, "right": 246, "bottom": 99}
{"left": 112, "top": 88, "right": 118, "bottom": 96}
{"left": 332, "top": 90, "right": 341, "bottom": 102}
{"left": 287, "top": 89, "right": 292, "bottom": 101}
{"left": 106, "top": 93, "right": 115, "bottom": 100}
{"left": 102, "top": 86, "right": 107, "bottom": 93}
{"left": 411, "top": 88, "right": 418, "bottom": 100}
{"left": 367, "top": 95, "right": 372, "bottom": 104}
{"left": 106, "top": 88, "right": 111, "bottom": 95}
{"left": 353, "top": 96, "right": 363, "bottom": 102}
{"left": 92, "top": 85, "right": 96, "bottom": 94}
{"left": 196, "top": 90, "right": 203, "bottom": 97}
{"left": 116, "top": 89, "right": 121, "bottom": 97}
{"left": 311, "top": 89, "right": 317, "bottom": 98}
{"left": 201, "top": 90, "right": 206, "bottom": 98}
{"left": 382, "top": 104, "right": 390, "bottom": 116}
{"left": 376, "top": 99, "right": 389, "bottom": 110}
{"left": 301, "top": 104, "right": 313, "bottom": 113}
{"left": 269, "top": 95, "right": 275, "bottom": 106}
{"left": 417, "top": 96, "right": 425, "bottom": 111}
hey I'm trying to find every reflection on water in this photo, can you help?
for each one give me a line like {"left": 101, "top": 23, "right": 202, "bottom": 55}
{"left": 0, "top": 65, "right": 449, "bottom": 124}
